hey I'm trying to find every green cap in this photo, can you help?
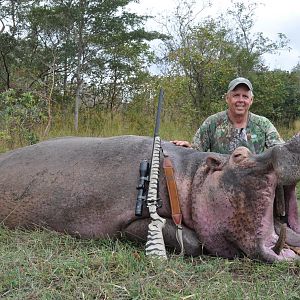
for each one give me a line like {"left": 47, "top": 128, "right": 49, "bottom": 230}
{"left": 228, "top": 77, "right": 253, "bottom": 92}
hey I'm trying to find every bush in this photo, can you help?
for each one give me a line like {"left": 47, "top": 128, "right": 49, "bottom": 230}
{"left": 0, "top": 90, "right": 46, "bottom": 149}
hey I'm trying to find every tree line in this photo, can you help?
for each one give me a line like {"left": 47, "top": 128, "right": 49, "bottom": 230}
{"left": 0, "top": 0, "right": 299, "bottom": 148}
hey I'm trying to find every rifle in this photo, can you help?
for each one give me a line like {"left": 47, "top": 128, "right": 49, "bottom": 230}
{"left": 145, "top": 88, "right": 167, "bottom": 258}
{"left": 135, "top": 88, "right": 164, "bottom": 217}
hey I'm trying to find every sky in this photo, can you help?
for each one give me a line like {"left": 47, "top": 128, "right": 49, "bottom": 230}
{"left": 127, "top": 0, "right": 300, "bottom": 71}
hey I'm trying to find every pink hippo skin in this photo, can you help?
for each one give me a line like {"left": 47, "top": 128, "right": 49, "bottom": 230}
{"left": 1, "top": 135, "right": 300, "bottom": 262}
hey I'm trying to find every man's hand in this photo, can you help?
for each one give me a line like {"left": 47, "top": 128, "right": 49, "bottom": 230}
{"left": 170, "top": 140, "right": 192, "bottom": 148}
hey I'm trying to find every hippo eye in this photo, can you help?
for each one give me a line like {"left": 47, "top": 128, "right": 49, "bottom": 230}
{"left": 234, "top": 153, "right": 242, "bottom": 158}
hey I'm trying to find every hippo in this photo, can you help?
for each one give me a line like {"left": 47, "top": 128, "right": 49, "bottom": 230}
{"left": 1, "top": 134, "right": 300, "bottom": 263}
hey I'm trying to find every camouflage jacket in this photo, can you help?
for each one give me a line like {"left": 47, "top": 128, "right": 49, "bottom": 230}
{"left": 192, "top": 110, "right": 284, "bottom": 154}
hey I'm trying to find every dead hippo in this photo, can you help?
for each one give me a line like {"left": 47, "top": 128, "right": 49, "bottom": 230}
{"left": 1, "top": 134, "right": 300, "bottom": 263}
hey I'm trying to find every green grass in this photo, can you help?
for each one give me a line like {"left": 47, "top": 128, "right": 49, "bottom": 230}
{"left": 1, "top": 227, "right": 300, "bottom": 300}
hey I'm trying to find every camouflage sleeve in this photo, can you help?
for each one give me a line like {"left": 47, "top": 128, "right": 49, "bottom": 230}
{"left": 264, "top": 119, "right": 284, "bottom": 148}
{"left": 191, "top": 119, "right": 211, "bottom": 152}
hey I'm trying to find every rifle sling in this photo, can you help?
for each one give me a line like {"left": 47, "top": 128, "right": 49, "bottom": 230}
{"left": 163, "top": 156, "right": 182, "bottom": 225}
{"left": 163, "top": 154, "right": 184, "bottom": 255}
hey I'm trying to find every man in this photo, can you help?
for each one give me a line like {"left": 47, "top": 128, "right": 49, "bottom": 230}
{"left": 172, "top": 77, "right": 284, "bottom": 154}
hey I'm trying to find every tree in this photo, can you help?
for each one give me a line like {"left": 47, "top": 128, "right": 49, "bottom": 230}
{"left": 29, "top": 0, "right": 165, "bottom": 130}
{"left": 225, "top": 1, "right": 289, "bottom": 75}
{"left": 0, "top": 0, "right": 43, "bottom": 91}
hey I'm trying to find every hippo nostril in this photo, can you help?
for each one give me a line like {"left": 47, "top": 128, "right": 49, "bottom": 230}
{"left": 233, "top": 153, "right": 245, "bottom": 162}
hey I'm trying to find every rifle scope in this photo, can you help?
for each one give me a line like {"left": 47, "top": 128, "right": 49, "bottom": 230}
{"left": 135, "top": 159, "right": 149, "bottom": 216}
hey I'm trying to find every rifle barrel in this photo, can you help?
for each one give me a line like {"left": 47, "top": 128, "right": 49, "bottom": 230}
{"left": 153, "top": 88, "right": 164, "bottom": 137}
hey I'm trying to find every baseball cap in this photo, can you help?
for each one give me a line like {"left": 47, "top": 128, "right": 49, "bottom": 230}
{"left": 228, "top": 77, "right": 253, "bottom": 92}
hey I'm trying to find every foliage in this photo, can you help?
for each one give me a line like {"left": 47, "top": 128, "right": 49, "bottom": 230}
{"left": 168, "top": 18, "right": 236, "bottom": 116}
{"left": 250, "top": 70, "right": 300, "bottom": 125}
{"left": 0, "top": 90, "right": 46, "bottom": 149}
{"left": 0, "top": 0, "right": 167, "bottom": 131}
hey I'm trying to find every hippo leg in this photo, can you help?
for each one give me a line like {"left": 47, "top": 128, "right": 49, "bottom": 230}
{"left": 123, "top": 219, "right": 203, "bottom": 257}
{"left": 197, "top": 233, "right": 243, "bottom": 259}
{"left": 284, "top": 184, "right": 300, "bottom": 233}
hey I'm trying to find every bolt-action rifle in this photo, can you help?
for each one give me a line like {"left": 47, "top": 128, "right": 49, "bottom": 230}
{"left": 135, "top": 88, "right": 167, "bottom": 258}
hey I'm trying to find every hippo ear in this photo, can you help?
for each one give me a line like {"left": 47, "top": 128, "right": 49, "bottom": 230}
{"left": 205, "top": 155, "right": 224, "bottom": 172}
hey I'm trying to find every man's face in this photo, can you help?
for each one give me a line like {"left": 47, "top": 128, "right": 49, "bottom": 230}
{"left": 226, "top": 84, "right": 253, "bottom": 117}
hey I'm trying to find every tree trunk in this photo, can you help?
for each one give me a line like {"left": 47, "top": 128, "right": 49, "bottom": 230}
{"left": 43, "top": 54, "right": 56, "bottom": 136}
{"left": 74, "top": 0, "right": 85, "bottom": 132}
{"left": 74, "top": 75, "right": 83, "bottom": 132}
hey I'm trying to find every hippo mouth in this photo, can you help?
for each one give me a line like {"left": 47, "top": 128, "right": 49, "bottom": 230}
{"left": 263, "top": 184, "right": 300, "bottom": 261}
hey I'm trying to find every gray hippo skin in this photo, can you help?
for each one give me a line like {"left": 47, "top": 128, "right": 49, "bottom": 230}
{"left": 1, "top": 134, "right": 300, "bottom": 262}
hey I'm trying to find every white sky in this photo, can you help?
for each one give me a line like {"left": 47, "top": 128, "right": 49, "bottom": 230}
{"left": 128, "top": 0, "right": 300, "bottom": 71}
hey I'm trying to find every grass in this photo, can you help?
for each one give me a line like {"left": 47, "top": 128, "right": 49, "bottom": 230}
{"left": 1, "top": 227, "right": 300, "bottom": 300}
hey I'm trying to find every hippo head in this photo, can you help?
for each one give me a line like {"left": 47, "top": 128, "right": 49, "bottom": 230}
{"left": 192, "top": 140, "right": 300, "bottom": 262}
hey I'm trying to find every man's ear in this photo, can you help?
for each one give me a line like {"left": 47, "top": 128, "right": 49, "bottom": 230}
{"left": 225, "top": 93, "right": 229, "bottom": 104}
{"left": 249, "top": 95, "right": 254, "bottom": 106}
{"left": 205, "top": 155, "right": 224, "bottom": 172}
